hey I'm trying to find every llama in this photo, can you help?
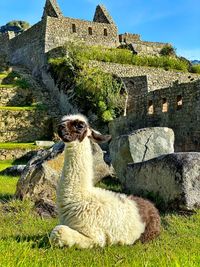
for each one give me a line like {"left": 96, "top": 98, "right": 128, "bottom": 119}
{"left": 50, "top": 114, "right": 160, "bottom": 248}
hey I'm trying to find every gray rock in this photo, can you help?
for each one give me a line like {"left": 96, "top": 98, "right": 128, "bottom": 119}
{"left": 35, "top": 141, "right": 55, "bottom": 147}
{"left": 109, "top": 127, "right": 174, "bottom": 182}
{"left": 125, "top": 152, "right": 200, "bottom": 210}
{"left": 91, "top": 142, "right": 114, "bottom": 183}
{"left": 0, "top": 165, "right": 26, "bottom": 176}
{"left": 15, "top": 141, "right": 112, "bottom": 214}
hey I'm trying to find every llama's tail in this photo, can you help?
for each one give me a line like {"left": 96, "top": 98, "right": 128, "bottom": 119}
{"left": 128, "top": 195, "right": 161, "bottom": 243}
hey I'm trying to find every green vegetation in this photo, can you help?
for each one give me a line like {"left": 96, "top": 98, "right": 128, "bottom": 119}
{"left": 191, "top": 64, "right": 200, "bottom": 74}
{"left": 159, "top": 45, "right": 176, "bottom": 57}
{"left": 0, "top": 160, "right": 200, "bottom": 266}
{"left": 0, "top": 106, "right": 36, "bottom": 111}
{"left": 6, "top": 20, "right": 30, "bottom": 30}
{"left": 0, "top": 84, "right": 17, "bottom": 88}
{"left": 59, "top": 42, "right": 191, "bottom": 72}
{"left": 0, "top": 73, "right": 8, "bottom": 79}
{"left": 0, "top": 160, "right": 15, "bottom": 172}
{"left": 0, "top": 70, "right": 30, "bottom": 89}
{"left": 49, "top": 45, "right": 125, "bottom": 122}
{"left": 0, "top": 142, "right": 39, "bottom": 150}
{"left": 0, "top": 103, "right": 47, "bottom": 111}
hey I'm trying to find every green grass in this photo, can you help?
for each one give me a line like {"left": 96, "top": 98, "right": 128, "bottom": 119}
{"left": 0, "top": 84, "right": 17, "bottom": 88}
{"left": 0, "top": 106, "right": 36, "bottom": 111}
{"left": 0, "top": 106, "right": 37, "bottom": 111}
{"left": 0, "top": 160, "right": 16, "bottom": 171}
{"left": 0, "top": 73, "right": 8, "bottom": 79}
{"left": 0, "top": 142, "right": 39, "bottom": 150}
{"left": 58, "top": 43, "right": 193, "bottom": 73}
{"left": 191, "top": 64, "right": 200, "bottom": 74}
{"left": 0, "top": 160, "right": 200, "bottom": 266}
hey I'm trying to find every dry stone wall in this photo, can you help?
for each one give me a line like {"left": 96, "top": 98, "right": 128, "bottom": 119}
{"left": 45, "top": 16, "right": 119, "bottom": 53}
{"left": 0, "top": 109, "right": 52, "bottom": 142}
{"left": 110, "top": 80, "right": 200, "bottom": 152}
{"left": 9, "top": 21, "right": 46, "bottom": 70}
{"left": 90, "top": 61, "right": 200, "bottom": 91}
{"left": 0, "top": 87, "right": 33, "bottom": 106}
{"left": 132, "top": 41, "right": 168, "bottom": 56}
{"left": 0, "top": 149, "right": 36, "bottom": 161}
{"left": 0, "top": 32, "right": 15, "bottom": 57}
{"left": 119, "top": 33, "right": 169, "bottom": 56}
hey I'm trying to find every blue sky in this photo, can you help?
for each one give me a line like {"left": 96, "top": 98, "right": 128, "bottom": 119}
{"left": 0, "top": 0, "right": 199, "bottom": 60}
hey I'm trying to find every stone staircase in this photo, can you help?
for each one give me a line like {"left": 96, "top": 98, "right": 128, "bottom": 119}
{"left": 0, "top": 65, "right": 60, "bottom": 160}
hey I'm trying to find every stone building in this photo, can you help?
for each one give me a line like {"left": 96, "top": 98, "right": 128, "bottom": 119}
{"left": 0, "top": 0, "right": 169, "bottom": 71}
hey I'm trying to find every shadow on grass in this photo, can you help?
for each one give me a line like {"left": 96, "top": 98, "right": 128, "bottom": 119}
{"left": 0, "top": 193, "right": 14, "bottom": 203}
{"left": 15, "top": 234, "right": 51, "bottom": 249}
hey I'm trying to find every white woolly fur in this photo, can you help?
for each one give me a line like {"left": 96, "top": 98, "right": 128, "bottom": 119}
{"left": 50, "top": 115, "right": 145, "bottom": 248}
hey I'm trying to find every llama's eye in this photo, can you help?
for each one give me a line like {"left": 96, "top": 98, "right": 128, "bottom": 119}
{"left": 74, "top": 121, "right": 85, "bottom": 131}
{"left": 75, "top": 122, "right": 85, "bottom": 130}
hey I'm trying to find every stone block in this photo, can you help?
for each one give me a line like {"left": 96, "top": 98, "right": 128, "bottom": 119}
{"left": 125, "top": 152, "right": 200, "bottom": 210}
{"left": 109, "top": 127, "right": 174, "bottom": 182}
{"left": 35, "top": 141, "right": 55, "bottom": 147}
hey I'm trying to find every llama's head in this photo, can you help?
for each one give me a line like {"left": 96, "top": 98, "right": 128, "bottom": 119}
{"left": 58, "top": 114, "right": 111, "bottom": 143}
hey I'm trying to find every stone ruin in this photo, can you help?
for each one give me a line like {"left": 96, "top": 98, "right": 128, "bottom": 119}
{"left": 0, "top": 0, "right": 169, "bottom": 72}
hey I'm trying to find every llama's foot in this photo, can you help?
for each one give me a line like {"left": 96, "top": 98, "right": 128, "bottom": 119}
{"left": 50, "top": 225, "right": 95, "bottom": 248}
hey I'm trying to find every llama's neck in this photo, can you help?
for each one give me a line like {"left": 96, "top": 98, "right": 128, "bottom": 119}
{"left": 59, "top": 137, "right": 94, "bottom": 197}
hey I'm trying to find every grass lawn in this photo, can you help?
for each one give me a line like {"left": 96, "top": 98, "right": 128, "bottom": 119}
{"left": 0, "top": 142, "right": 39, "bottom": 150}
{"left": 0, "top": 161, "right": 200, "bottom": 267}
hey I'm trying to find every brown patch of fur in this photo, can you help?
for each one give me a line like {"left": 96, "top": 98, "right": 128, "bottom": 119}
{"left": 128, "top": 195, "right": 161, "bottom": 243}
{"left": 58, "top": 119, "right": 88, "bottom": 142}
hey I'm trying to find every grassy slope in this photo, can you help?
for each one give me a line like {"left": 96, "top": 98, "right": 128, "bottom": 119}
{"left": 0, "top": 161, "right": 200, "bottom": 267}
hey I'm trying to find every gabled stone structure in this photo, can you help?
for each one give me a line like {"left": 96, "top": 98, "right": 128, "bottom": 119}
{"left": 42, "top": 0, "right": 63, "bottom": 19}
{"left": 93, "top": 5, "right": 115, "bottom": 24}
{"left": 0, "top": 0, "right": 169, "bottom": 70}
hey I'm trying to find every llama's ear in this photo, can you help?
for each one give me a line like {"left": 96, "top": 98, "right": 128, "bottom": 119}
{"left": 89, "top": 128, "right": 112, "bottom": 143}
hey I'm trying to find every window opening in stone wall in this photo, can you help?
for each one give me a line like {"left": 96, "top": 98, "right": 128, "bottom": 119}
{"left": 148, "top": 100, "right": 154, "bottom": 114}
{"left": 162, "top": 98, "right": 168, "bottom": 112}
{"left": 88, "top": 27, "right": 93, "bottom": 35}
{"left": 177, "top": 95, "right": 183, "bottom": 110}
{"left": 104, "top": 28, "right": 108, "bottom": 36}
{"left": 72, "top": 24, "right": 76, "bottom": 33}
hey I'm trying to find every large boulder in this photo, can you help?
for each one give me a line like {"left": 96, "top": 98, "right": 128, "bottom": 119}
{"left": 125, "top": 152, "right": 200, "bottom": 210}
{"left": 109, "top": 127, "right": 174, "bottom": 182}
{"left": 15, "top": 141, "right": 112, "bottom": 216}
{"left": 15, "top": 142, "right": 65, "bottom": 205}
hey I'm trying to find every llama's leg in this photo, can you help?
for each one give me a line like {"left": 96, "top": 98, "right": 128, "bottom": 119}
{"left": 50, "top": 225, "right": 95, "bottom": 248}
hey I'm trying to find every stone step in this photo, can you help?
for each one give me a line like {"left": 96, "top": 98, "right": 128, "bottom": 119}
{"left": 0, "top": 87, "right": 32, "bottom": 106}
{"left": 0, "top": 109, "right": 53, "bottom": 142}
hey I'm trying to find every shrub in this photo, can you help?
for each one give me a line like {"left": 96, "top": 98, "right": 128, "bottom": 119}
{"left": 190, "top": 64, "right": 200, "bottom": 74}
{"left": 75, "top": 66, "right": 125, "bottom": 122}
{"left": 15, "top": 78, "right": 30, "bottom": 89}
{"left": 49, "top": 44, "right": 126, "bottom": 123}
{"left": 160, "top": 45, "right": 176, "bottom": 56}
